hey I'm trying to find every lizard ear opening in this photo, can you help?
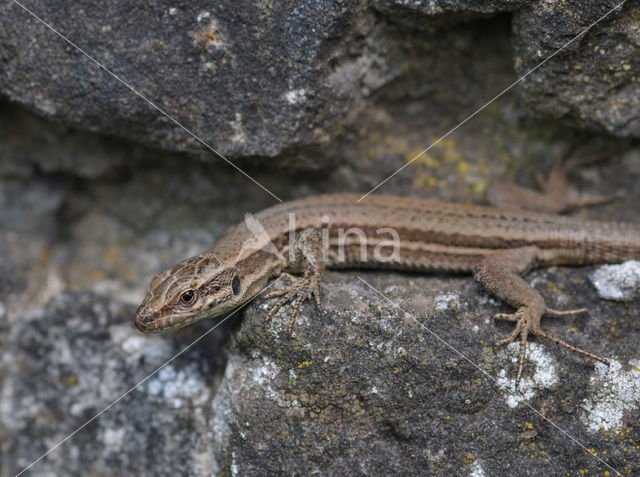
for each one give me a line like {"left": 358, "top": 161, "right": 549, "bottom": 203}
{"left": 232, "top": 275, "right": 241, "bottom": 295}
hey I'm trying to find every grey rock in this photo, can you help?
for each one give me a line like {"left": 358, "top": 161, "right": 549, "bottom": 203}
{"left": 209, "top": 270, "right": 640, "bottom": 475}
{"left": 2, "top": 0, "right": 639, "bottom": 167}
{"left": 3, "top": 1, "right": 640, "bottom": 474}
{"left": 1, "top": 292, "right": 226, "bottom": 477}
{"left": 5, "top": 269, "right": 638, "bottom": 475}
{"left": 513, "top": 1, "right": 640, "bottom": 137}
{"left": 0, "top": 102, "right": 143, "bottom": 179}
{"left": 372, "top": 0, "right": 528, "bottom": 29}
{"left": 2, "top": 97, "right": 640, "bottom": 475}
{"left": 0, "top": 0, "right": 364, "bottom": 160}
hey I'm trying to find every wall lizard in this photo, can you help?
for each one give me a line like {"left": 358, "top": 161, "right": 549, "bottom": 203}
{"left": 134, "top": 184, "right": 640, "bottom": 386}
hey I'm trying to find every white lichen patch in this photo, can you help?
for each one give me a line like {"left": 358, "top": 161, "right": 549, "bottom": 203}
{"left": 230, "top": 112, "right": 247, "bottom": 146}
{"left": 434, "top": 292, "right": 460, "bottom": 311}
{"left": 581, "top": 359, "right": 640, "bottom": 432}
{"left": 250, "top": 356, "right": 280, "bottom": 387}
{"left": 245, "top": 355, "right": 289, "bottom": 406}
{"left": 145, "top": 364, "right": 210, "bottom": 408}
{"left": 469, "top": 460, "right": 485, "bottom": 477}
{"left": 424, "top": 447, "right": 445, "bottom": 463}
{"left": 283, "top": 88, "right": 306, "bottom": 104}
{"left": 222, "top": 353, "right": 290, "bottom": 410}
{"left": 101, "top": 427, "right": 127, "bottom": 454}
{"left": 496, "top": 342, "right": 558, "bottom": 408}
{"left": 589, "top": 260, "right": 640, "bottom": 301}
{"left": 230, "top": 451, "right": 239, "bottom": 477}
{"left": 110, "top": 325, "right": 172, "bottom": 366}
{"left": 382, "top": 284, "right": 404, "bottom": 294}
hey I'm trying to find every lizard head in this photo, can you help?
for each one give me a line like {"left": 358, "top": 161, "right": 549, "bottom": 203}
{"left": 134, "top": 254, "right": 245, "bottom": 332}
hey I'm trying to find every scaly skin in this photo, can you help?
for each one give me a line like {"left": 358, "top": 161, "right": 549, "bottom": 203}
{"left": 135, "top": 193, "right": 640, "bottom": 386}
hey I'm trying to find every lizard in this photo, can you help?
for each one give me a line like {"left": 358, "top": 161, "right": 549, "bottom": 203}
{"left": 134, "top": 154, "right": 640, "bottom": 387}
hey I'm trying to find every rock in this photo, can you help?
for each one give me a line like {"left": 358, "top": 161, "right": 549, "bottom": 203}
{"left": 2, "top": 97, "right": 640, "bottom": 475}
{"left": 3, "top": 1, "right": 640, "bottom": 474}
{"left": 5, "top": 269, "right": 638, "bottom": 475}
{"left": 513, "top": 1, "right": 640, "bottom": 137}
{"left": 372, "top": 0, "right": 528, "bottom": 30}
{"left": 2, "top": 0, "right": 638, "bottom": 167}
{"left": 1, "top": 292, "right": 227, "bottom": 476}
{"left": 0, "top": 101, "right": 148, "bottom": 180}
{"left": 589, "top": 260, "right": 640, "bottom": 301}
{"left": 210, "top": 269, "right": 640, "bottom": 475}
{"left": 0, "top": 1, "right": 366, "bottom": 160}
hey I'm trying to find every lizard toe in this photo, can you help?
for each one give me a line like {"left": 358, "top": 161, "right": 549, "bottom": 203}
{"left": 496, "top": 321, "right": 521, "bottom": 346}
{"left": 264, "top": 275, "right": 319, "bottom": 331}
{"left": 494, "top": 312, "right": 518, "bottom": 322}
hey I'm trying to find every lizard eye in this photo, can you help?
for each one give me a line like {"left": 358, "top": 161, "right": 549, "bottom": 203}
{"left": 180, "top": 290, "right": 197, "bottom": 305}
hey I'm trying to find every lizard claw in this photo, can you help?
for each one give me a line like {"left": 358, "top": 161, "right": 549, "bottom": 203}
{"left": 494, "top": 305, "right": 610, "bottom": 388}
{"left": 494, "top": 312, "right": 518, "bottom": 323}
{"left": 494, "top": 308, "right": 533, "bottom": 386}
{"left": 265, "top": 274, "right": 321, "bottom": 331}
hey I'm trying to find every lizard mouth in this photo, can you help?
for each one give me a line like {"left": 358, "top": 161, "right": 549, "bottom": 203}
{"left": 133, "top": 308, "right": 159, "bottom": 332}
{"left": 134, "top": 306, "right": 198, "bottom": 333}
{"left": 133, "top": 304, "right": 170, "bottom": 333}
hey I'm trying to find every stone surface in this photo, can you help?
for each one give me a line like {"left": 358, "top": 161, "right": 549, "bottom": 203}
{"left": 590, "top": 260, "right": 640, "bottom": 301}
{"left": 4, "top": 273, "right": 639, "bottom": 475}
{"left": 211, "top": 270, "right": 640, "bottom": 475}
{"left": 2, "top": 292, "right": 227, "bottom": 476}
{"left": 513, "top": 1, "right": 640, "bottom": 137}
{"left": 0, "top": 0, "right": 365, "bottom": 161}
{"left": 372, "top": 0, "right": 528, "bottom": 29}
{"left": 1, "top": 0, "right": 638, "bottom": 167}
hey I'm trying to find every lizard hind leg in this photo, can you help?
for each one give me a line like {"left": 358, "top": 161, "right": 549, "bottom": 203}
{"left": 493, "top": 304, "right": 609, "bottom": 387}
{"left": 474, "top": 246, "right": 610, "bottom": 387}
{"left": 487, "top": 140, "right": 620, "bottom": 214}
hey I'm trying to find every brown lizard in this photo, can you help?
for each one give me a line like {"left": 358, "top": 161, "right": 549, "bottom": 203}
{"left": 135, "top": 155, "right": 639, "bottom": 386}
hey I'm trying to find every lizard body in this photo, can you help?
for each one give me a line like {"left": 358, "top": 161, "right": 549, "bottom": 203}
{"left": 135, "top": 193, "right": 640, "bottom": 385}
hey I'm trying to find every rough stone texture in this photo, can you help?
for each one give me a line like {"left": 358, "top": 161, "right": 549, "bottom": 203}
{"left": 2, "top": 1, "right": 640, "bottom": 475}
{"left": 372, "top": 0, "right": 528, "bottom": 30}
{"left": 1, "top": 0, "right": 638, "bottom": 166}
{"left": 2, "top": 292, "right": 226, "bottom": 476}
{"left": 590, "top": 260, "right": 640, "bottom": 301}
{"left": 4, "top": 275, "right": 639, "bottom": 476}
{"left": 0, "top": 0, "right": 365, "bottom": 161}
{"left": 211, "top": 270, "right": 640, "bottom": 475}
{"left": 513, "top": 1, "right": 640, "bottom": 137}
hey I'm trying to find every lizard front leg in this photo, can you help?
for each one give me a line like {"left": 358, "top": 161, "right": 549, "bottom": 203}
{"left": 264, "top": 228, "right": 324, "bottom": 331}
{"left": 473, "top": 246, "right": 610, "bottom": 387}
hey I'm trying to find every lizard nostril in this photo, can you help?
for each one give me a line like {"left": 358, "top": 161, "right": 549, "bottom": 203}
{"left": 134, "top": 309, "right": 155, "bottom": 331}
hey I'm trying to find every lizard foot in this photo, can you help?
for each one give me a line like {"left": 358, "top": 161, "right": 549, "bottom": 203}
{"left": 494, "top": 306, "right": 609, "bottom": 388}
{"left": 264, "top": 273, "right": 321, "bottom": 331}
